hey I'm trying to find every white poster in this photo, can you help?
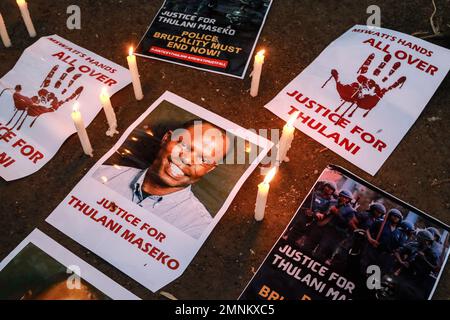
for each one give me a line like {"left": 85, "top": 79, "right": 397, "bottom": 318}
{"left": 46, "top": 91, "right": 273, "bottom": 292}
{"left": 0, "top": 35, "right": 131, "bottom": 181}
{"left": 0, "top": 229, "right": 139, "bottom": 300}
{"left": 265, "top": 25, "right": 450, "bottom": 175}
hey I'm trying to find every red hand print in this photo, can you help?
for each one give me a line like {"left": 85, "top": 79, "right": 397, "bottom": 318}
{"left": 322, "top": 53, "right": 407, "bottom": 118}
{"left": 2, "top": 65, "right": 84, "bottom": 131}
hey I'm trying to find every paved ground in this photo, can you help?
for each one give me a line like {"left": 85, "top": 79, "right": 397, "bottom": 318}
{"left": 0, "top": 0, "right": 449, "bottom": 299}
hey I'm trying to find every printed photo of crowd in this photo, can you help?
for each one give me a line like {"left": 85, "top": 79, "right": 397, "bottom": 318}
{"left": 284, "top": 166, "right": 449, "bottom": 300}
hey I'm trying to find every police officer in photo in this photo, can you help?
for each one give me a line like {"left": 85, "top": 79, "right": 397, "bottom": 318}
{"left": 363, "top": 209, "right": 403, "bottom": 274}
{"left": 392, "top": 229, "right": 438, "bottom": 299}
{"left": 352, "top": 202, "right": 386, "bottom": 231}
{"left": 347, "top": 203, "right": 386, "bottom": 259}
{"left": 427, "top": 227, "right": 444, "bottom": 268}
{"left": 396, "top": 220, "right": 416, "bottom": 247}
{"left": 286, "top": 181, "right": 337, "bottom": 252}
{"left": 312, "top": 189, "right": 356, "bottom": 265}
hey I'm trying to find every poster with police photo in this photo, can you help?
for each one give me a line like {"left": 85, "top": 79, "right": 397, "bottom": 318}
{"left": 136, "top": 0, "right": 272, "bottom": 78}
{"left": 46, "top": 91, "right": 273, "bottom": 292}
{"left": 0, "top": 229, "right": 139, "bottom": 300}
{"left": 240, "top": 165, "right": 450, "bottom": 300}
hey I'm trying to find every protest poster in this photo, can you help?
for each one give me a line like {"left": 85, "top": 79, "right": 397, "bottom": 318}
{"left": 136, "top": 0, "right": 272, "bottom": 78}
{"left": 0, "top": 35, "right": 131, "bottom": 181}
{"left": 240, "top": 165, "right": 450, "bottom": 300}
{"left": 0, "top": 229, "right": 139, "bottom": 300}
{"left": 264, "top": 25, "right": 450, "bottom": 175}
{"left": 46, "top": 91, "right": 273, "bottom": 292}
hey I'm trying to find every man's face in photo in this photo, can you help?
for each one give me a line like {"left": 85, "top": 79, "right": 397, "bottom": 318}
{"left": 390, "top": 215, "right": 400, "bottom": 225}
{"left": 322, "top": 185, "right": 334, "bottom": 197}
{"left": 150, "top": 121, "right": 231, "bottom": 189}
{"left": 338, "top": 196, "right": 350, "bottom": 206}
{"left": 373, "top": 209, "right": 383, "bottom": 219}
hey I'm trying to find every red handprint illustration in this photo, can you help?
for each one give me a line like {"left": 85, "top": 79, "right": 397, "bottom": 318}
{"left": 1, "top": 65, "right": 84, "bottom": 131}
{"left": 322, "top": 53, "right": 407, "bottom": 118}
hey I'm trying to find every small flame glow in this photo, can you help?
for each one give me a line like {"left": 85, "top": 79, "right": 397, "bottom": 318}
{"left": 17, "top": 0, "right": 26, "bottom": 6}
{"left": 131, "top": 137, "right": 139, "bottom": 142}
{"left": 145, "top": 129, "right": 154, "bottom": 136}
{"left": 129, "top": 46, "right": 134, "bottom": 56}
{"left": 101, "top": 87, "right": 109, "bottom": 97}
{"left": 100, "top": 176, "right": 108, "bottom": 184}
{"left": 72, "top": 102, "right": 80, "bottom": 113}
{"left": 255, "top": 49, "right": 265, "bottom": 63}
{"left": 263, "top": 167, "right": 277, "bottom": 184}
{"left": 287, "top": 111, "right": 300, "bottom": 127}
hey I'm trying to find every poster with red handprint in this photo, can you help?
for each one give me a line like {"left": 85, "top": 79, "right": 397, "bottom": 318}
{"left": 0, "top": 35, "right": 131, "bottom": 181}
{"left": 265, "top": 25, "right": 450, "bottom": 175}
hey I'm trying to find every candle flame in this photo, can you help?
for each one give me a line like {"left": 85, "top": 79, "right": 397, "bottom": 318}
{"left": 129, "top": 46, "right": 134, "bottom": 56}
{"left": 101, "top": 87, "right": 109, "bottom": 97}
{"left": 131, "top": 137, "right": 139, "bottom": 142}
{"left": 264, "top": 167, "right": 277, "bottom": 184}
{"left": 287, "top": 111, "right": 300, "bottom": 127}
{"left": 17, "top": 0, "right": 26, "bottom": 6}
{"left": 72, "top": 102, "right": 80, "bottom": 113}
{"left": 255, "top": 49, "right": 265, "bottom": 64}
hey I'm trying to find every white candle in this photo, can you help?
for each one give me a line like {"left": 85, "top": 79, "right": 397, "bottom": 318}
{"left": 127, "top": 47, "right": 144, "bottom": 101}
{"left": 0, "top": 13, "right": 11, "bottom": 48}
{"left": 16, "top": 0, "right": 36, "bottom": 38}
{"left": 255, "top": 167, "right": 277, "bottom": 221}
{"left": 71, "top": 102, "right": 93, "bottom": 157}
{"left": 276, "top": 111, "right": 300, "bottom": 164}
{"left": 250, "top": 50, "right": 265, "bottom": 97}
{"left": 100, "top": 88, "right": 118, "bottom": 137}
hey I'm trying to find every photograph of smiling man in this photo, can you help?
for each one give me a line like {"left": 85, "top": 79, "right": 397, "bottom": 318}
{"left": 93, "top": 118, "right": 232, "bottom": 239}
{"left": 46, "top": 92, "right": 272, "bottom": 291}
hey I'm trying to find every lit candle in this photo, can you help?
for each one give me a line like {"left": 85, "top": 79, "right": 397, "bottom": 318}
{"left": 100, "top": 88, "right": 118, "bottom": 137}
{"left": 16, "top": 0, "right": 36, "bottom": 38}
{"left": 127, "top": 47, "right": 144, "bottom": 101}
{"left": 0, "top": 13, "right": 11, "bottom": 48}
{"left": 250, "top": 49, "right": 265, "bottom": 97}
{"left": 71, "top": 102, "right": 93, "bottom": 157}
{"left": 276, "top": 111, "right": 300, "bottom": 164}
{"left": 255, "top": 167, "right": 277, "bottom": 221}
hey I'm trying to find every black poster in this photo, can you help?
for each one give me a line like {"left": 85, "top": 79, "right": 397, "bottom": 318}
{"left": 240, "top": 165, "right": 450, "bottom": 300}
{"left": 136, "top": 0, "right": 272, "bottom": 78}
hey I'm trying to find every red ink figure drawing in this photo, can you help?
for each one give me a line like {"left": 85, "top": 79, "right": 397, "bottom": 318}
{"left": 0, "top": 65, "right": 84, "bottom": 131}
{"left": 322, "top": 53, "right": 407, "bottom": 118}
